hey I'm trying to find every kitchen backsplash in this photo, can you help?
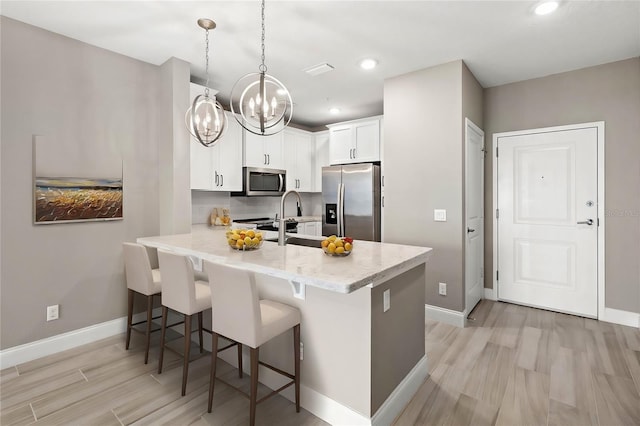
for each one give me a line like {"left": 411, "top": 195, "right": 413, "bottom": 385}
{"left": 191, "top": 191, "right": 323, "bottom": 224}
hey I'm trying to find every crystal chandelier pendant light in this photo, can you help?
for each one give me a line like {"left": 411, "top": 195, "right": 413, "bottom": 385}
{"left": 185, "top": 18, "right": 226, "bottom": 147}
{"left": 230, "top": 0, "right": 292, "bottom": 136}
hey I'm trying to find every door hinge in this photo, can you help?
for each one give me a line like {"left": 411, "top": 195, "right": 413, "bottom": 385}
{"left": 496, "top": 208, "right": 499, "bottom": 219}
{"left": 496, "top": 270, "right": 499, "bottom": 281}
{"left": 496, "top": 146, "right": 499, "bottom": 157}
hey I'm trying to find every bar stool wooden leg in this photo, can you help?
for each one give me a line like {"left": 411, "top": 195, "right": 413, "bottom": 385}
{"left": 182, "top": 314, "right": 192, "bottom": 396}
{"left": 158, "top": 306, "right": 168, "bottom": 374}
{"left": 249, "top": 347, "right": 259, "bottom": 426}
{"left": 144, "top": 294, "right": 153, "bottom": 364}
{"left": 126, "top": 289, "right": 134, "bottom": 350}
{"left": 237, "top": 343, "right": 243, "bottom": 378}
{"left": 207, "top": 332, "right": 219, "bottom": 413}
{"left": 198, "top": 311, "right": 204, "bottom": 354}
{"left": 293, "top": 324, "right": 301, "bottom": 412}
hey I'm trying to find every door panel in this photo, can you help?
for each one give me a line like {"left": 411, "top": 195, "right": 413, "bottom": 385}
{"left": 343, "top": 164, "right": 380, "bottom": 241}
{"left": 497, "top": 127, "right": 598, "bottom": 317}
{"left": 465, "top": 122, "right": 484, "bottom": 314}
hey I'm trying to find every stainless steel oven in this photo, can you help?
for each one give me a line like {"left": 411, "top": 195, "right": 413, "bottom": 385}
{"left": 231, "top": 167, "right": 286, "bottom": 197}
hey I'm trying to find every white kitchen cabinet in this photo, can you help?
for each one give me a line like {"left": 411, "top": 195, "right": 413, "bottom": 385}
{"left": 314, "top": 131, "right": 330, "bottom": 192}
{"left": 284, "top": 128, "right": 314, "bottom": 192}
{"left": 244, "top": 127, "right": 284, "bottom": 170}
{"left": 328, "top": 117, "right": 381, "bottom": 165}
{"left": 297, "top": 221, "right": 321, "bottom": 236}
{"left": 190, "top": 109, "right": 243, "bottom": 191}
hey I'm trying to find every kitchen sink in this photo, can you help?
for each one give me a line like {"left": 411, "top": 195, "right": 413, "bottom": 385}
{"left": 265, "top": 236, "right": 323, "bottom": 248}
{"left": 285, "top": 237, "right": 323, "bottom": 248}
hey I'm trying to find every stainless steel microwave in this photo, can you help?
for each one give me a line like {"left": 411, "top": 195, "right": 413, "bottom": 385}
{"left": 231, "top": 167, "right": 286, "bottom": 197}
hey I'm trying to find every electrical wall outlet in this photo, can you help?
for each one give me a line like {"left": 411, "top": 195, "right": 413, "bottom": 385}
{"left": 46, "top": 304, "right": 59, "bottom": 321}
{"left": 434, "top": 209, "right": 447, "bottom": 222}
{"left": 383, "top": 289, "right": 391, "bottom": 312}
{"left": 438, "top": 283, "right": 447, "bottom": 296}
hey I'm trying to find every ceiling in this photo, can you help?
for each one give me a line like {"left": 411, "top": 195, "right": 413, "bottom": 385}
{"left": 2, "top": 1, "right": 639, "bottom": 129}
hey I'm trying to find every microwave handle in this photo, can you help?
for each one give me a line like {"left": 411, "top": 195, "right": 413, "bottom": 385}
{"left": 279, "top": 173, "right": 284, "bottom": 192}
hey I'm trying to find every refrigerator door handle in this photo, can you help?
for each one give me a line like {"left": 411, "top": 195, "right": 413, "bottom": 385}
{"left": 338, "top": 183, "right": 346, "bottom": 237}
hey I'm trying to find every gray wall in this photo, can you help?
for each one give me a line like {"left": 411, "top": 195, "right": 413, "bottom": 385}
{"left": 484, "top": 57, "right": 640, "bottom": 314}
{"left": 384, "top": 60, "right": 482, "bottom": 312}
{"left": 1, "top": 17, "right": 162, "bottom": 349}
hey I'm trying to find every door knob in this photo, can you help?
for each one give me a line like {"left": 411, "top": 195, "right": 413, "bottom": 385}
{"left": 577, "top": 219, "right": 593, "bottom": 225}
{"left": 467, "top": 227, "right": 475, "bottom": 233}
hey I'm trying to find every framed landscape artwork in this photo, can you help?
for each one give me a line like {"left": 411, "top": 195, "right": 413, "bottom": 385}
{"left": 33, "top": 135, "right": 123, "bottom": 224}
{"left": 34, "top": 177, "right": 123, "bottom": 223}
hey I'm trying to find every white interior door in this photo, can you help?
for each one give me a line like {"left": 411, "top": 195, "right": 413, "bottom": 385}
{"left": 465, "top": 119, "right": 484, "bottom": 315}
{"left": 496, "top": 127, "right": 598, "bottom": 317}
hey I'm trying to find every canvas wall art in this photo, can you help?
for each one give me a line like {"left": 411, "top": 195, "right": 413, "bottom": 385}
{"left": 33, "top": 135, "right": 123, "bottom": 224}
{"left": 34, "top": 177, "right": 123, "bottom": 223}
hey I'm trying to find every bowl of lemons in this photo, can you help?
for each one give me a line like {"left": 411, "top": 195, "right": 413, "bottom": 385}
{"left": 226, "top": 228, "right": 263, "bottom": 251}
{"left": 321, "top": 235, "right": 353, "bottom": 257}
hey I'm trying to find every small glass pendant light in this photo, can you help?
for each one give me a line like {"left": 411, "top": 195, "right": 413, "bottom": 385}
{"left": 185, "top": 18, "right": 226, "bottom": 147}
{"left": 230, "top": 0, "right": 292, "bottom": 136}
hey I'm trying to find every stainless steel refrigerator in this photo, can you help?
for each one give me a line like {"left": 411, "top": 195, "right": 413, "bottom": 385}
{"left": 322, "top": 163, "right": 381, "bottom": 241}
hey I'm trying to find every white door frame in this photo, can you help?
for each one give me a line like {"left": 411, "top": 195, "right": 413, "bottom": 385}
{"left": 465, "top": 118, "right": 484, "bottom": 316}
{"left": 492, "top": 122, "right": 605, "bottom": 319}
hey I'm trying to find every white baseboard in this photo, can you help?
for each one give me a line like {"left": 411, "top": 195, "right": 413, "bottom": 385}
{"left": 370, "top": 355, "right": 428, "bottom": 426}
{"left": 425, "top": 304, "right": 466, "bottom": 328}
{"left": 218, "top": 348, "right": 428, "bottom": 425}
{"left": 0, "top": 317, "right": 127, "bottom": 369}
{"left": 484, "top": 287, "right": 497, "bottom": 301}
{"left": 600, "top": 307, "right": 640, "bottom": 329}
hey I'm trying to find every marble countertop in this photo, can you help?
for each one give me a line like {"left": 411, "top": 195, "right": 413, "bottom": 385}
{"left": 137, "top": 225, "right": 432, "bottom": 294}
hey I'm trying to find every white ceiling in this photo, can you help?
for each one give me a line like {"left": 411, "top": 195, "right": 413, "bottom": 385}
{"left": 2, "top": 1, "right": 639, "bottom": 129}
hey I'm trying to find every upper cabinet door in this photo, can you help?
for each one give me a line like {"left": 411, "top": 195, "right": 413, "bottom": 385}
{"left": 314, "top": 131, "right": 330, "bottom": 192}
{"left": 263, "top": 132, "right": 284, "bottom": 169}
{"left": 190, "top": 137, "right": 215, "bottom": 190}
{"left": 328, "top": 117, "right": 381, "bottom": 165}
{"left": 243, "top": 129, "right": 284, "bottom": 169}
{"left": 216, "top": 113, "right": 243, "bottom": 191}
{"left": 353, "top": 120, "right": 380, "bottom": 163}
{"left": 329, "top": 125, "right": 353, "bottom": 165}
{"left": 284, "top": 129, "right": 314, "bottom": 192}
{"left": 295, "top": 132, "right": 313, "bottom": 191}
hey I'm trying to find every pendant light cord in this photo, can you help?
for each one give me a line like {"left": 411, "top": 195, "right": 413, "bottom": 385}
{"left": 259, "top": 0, "right": 267, "bottom": 73}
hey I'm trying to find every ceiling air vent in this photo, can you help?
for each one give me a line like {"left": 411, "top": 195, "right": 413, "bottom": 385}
{"left": 303, "top": 63, "right": 335, "bottom": 76}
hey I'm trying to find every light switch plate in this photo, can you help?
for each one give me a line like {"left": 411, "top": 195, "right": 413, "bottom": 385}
{"left": 434, "top": 209, "right": 447, "bottom": 222}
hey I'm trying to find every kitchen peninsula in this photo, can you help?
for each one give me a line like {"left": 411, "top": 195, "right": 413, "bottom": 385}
{"left": 138, "top": 225, "right": 432, "bottom": 425}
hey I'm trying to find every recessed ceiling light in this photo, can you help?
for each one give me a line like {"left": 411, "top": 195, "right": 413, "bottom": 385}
{"left": 359, "top": 58, "right": 378, "bottom": 70}
{"left": 535, "top": 1, "right": 559, "bottom": 15}
{"left": 329, "top": 107, "right": 341, "bottom": 114}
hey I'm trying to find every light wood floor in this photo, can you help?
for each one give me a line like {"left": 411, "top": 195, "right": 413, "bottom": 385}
{"left": 394, "top": 300, "right": 640, "bottom": 426}
{"left": 2, "top": 300, "right": 639, "bottom": 425}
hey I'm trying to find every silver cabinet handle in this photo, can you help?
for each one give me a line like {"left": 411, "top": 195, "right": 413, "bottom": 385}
{"left": 577, "top": 219, "right": 593, "bottom": 225}
{"left": 267, "top": 154, "right": 270, "bottom": 165}
{"left": 220, "top": 174, "right": 224, "bottom": 187}
{"left": 349, "top": 148, "right": 353, "bottom": 159}
{"left": 214, "top": 171, "right": 219, "bottom": 186}
{"left": 353, "top": 148, "right": 356, "bottom": 158}
{"left": 263, "top": 154, "right": 267, "bottom": 165}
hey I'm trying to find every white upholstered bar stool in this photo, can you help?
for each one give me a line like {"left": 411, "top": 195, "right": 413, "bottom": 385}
{"left": 156, "top": 249, "right": 213, "bottom": 396}
{"left": 122, "top": 242, "right": 162, "bottom": 364}
{"left": 204, "top": 260, "right": 301, "bottom": 426}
